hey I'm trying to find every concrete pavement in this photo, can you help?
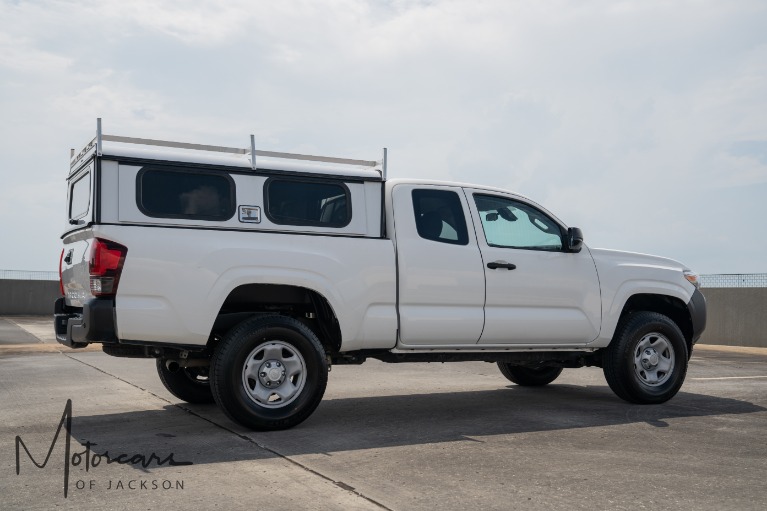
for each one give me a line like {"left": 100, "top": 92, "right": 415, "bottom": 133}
{"left": 1, "top": 317, "right": 766, "bottom": 510}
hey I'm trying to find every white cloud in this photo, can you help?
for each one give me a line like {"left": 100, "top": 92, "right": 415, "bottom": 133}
{"left": 0, "top": 0, "right": 765, "bottom": 272}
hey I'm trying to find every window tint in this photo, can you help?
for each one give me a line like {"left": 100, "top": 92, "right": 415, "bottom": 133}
{"left": 474, "top": 194, "right": 562, "bottom": 251}
{"left": 265, "top": 179, "right": 351, "bottom": 227}
{"left": 412, "top": 189, "right": 469, "bottom": 245}
{"left": 138, "top": 168, "right": 235, "bottom": 220}
{"left": 69, "top": 170, "right": 91, "bottom": 220}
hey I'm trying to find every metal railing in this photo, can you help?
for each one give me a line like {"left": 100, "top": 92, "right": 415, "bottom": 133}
{"left": 700, "top": 274, "right": 767, "bottom": 288}
{"left": 0, "top": 270, "right": 59, "bottom": 281}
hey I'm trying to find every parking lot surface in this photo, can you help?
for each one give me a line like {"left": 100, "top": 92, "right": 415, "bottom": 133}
{"left": 1, "top": 317, "right": 765, "bottom": 510}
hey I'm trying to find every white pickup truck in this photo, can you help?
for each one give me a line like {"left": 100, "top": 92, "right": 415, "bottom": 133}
{"left": 56, "top": 120, "right": 706, "bottom": 430}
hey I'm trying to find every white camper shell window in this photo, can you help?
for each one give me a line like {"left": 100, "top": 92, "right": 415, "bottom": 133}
{"left": 136, "top": 167, "right": 236, "bottom": 221}
{"left": 264, "top": 178, "right": 351, "bottom": 228}
{"left": 69, "top": 168, "right": 91, "bottom": 221}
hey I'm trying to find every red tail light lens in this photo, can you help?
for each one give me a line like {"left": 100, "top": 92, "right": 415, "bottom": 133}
{"left": 89, "top": 238, "right": 128, "bottom": 297}
{"left": 58, "top": 248, "right": 65, "bottom": 296}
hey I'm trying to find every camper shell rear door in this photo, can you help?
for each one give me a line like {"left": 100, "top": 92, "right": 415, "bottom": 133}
{"left": 61, "top": 157, "right": 97, "bottom": 308}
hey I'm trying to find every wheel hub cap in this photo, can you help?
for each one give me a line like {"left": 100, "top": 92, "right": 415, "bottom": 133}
{"left": 258, "top": 360, "right": 286, "bottom": 387}
{"left": 642, "top": 348, "right": 660, "bottom": 369}
{"left": 242, "top": 341, "right": 307, "bottom": 408}
{"left": 633, "top": 333, "right": 675, "bottom": 387}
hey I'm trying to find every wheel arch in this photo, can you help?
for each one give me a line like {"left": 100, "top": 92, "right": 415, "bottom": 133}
{"left": 210, "top": 283, "right": 343, "bottom": 354}
{"left": 618, "top": 293, "right": 694, "bottom": 357}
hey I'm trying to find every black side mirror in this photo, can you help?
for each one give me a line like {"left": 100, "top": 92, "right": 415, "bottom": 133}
{"left": 566, "top": 227, "right": 583, "bottom": 253}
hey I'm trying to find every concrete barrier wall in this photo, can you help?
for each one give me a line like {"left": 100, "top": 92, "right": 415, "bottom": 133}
{"left": 0, "top": 280, "right": 60, "bottom": 315}
{"left": 698, "top": 288, "right": 767, "bottom": 348}
{"left": 0, "top": 280, "right": 765, "bottom": 347}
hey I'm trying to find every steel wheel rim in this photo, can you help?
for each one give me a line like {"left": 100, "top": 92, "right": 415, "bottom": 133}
{"left": 241, "top": 340, "right": 307, "bottom": 408}
{"left": 633, "top": 332, "right": 675, "bottom": 387}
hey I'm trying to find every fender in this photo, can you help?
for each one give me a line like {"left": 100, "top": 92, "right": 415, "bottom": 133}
{"left": 588, "top": 248, "right": 695, "bottom": 347}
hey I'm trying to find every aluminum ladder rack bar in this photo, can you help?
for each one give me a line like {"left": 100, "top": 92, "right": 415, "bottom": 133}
{"left": 101, "top": 134, "right": 379, "bottom": 168}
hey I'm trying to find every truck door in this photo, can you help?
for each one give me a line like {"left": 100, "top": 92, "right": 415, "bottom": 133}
{"left": 465, "top": 189, "right": 601, "bottom": 345}
{"left": 392, "top": 184, "right": 485, "bottom": 346}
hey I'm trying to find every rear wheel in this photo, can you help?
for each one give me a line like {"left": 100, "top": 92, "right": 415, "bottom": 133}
{"left": 156, "top": 359, "right": 214, "bottom": 404}
{"left": 603, "top": 311, "right": 688, "bottom": 404}
{"left": 497, "top": 364, "right": 563, "bottom": 386}
{"left": 210, "top": 315, "right": 328, "bottom": 431}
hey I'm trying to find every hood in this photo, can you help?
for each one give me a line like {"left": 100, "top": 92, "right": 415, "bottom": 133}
{"left": 588, "top": 248, "right": 688, "bottom": 272}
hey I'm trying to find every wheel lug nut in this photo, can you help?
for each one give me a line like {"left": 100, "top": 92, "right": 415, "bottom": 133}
{"left": 260, "top": 372, "right": 266, "bottom": 377}
{"left": 266, "top": 362, "right": 271, "bottom": 368}
{"left": 265, "top": 381, "right": 271, "bottom": 386}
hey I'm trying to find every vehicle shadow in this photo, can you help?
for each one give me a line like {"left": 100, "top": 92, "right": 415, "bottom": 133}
{"left": 69, "top": 384, "right": 765, "bottom": 468}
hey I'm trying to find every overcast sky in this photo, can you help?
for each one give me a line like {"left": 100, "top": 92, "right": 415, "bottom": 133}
{"left": 1, "top": 0, "right": 765, "bottom": 274}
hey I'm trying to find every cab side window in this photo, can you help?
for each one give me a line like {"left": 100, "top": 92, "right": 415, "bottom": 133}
{"left": 474, "top": 194, "right": 562, "bottom": 251}
{"left": 412, "top": 189, "right": 469, "bottom": 245}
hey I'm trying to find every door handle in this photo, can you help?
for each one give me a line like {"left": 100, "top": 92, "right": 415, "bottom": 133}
{"left": 487, "top": 261, "right": 516, "bottom": 270}
{"left": 64, "top": 250, "right": 73, "bottom": 265}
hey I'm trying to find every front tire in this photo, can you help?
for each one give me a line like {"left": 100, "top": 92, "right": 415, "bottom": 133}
{"left": 603, "top": 311, "right": 688, "bottom": 404}
{"left": 156, "top": 359, "right": 214, "bottom": 404}
{"left": 210, "top": 315, "right": 328, "bottom": 431}
{"left": 497, "top": 364, "right": 563, "bottom": 386}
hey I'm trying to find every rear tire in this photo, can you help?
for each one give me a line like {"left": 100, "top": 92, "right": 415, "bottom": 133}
{"left": 156, "top": 359, "right": 214, "bottom": 404}
{"left": 210, "top": 315, "right": 328, "bottom": 431}
{"left": 497, "top": 364, "right": 563, "bottom": 386}
{"left": 603, "top": 311, "right": 688, "bottom": 404}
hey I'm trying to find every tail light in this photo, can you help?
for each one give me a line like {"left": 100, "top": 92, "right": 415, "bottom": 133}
{"left": 89, "top": 238, "right": 128, "bottom": 297}
{"left": 58, "top": 248, "right": 65, "bottom": 296}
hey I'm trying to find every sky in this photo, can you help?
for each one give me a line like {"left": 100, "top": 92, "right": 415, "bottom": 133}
{"left": 0, "top": 0, "right": 765, "bottom": 274}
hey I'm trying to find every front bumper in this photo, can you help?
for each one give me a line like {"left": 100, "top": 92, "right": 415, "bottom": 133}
{"left": 688, "top": 288, "right": 707, "bottom": 344}
{"left": 54, "top": 297, "right": 117, "bottom": 348}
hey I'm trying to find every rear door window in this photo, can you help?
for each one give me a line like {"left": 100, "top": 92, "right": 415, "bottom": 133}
{"left": 411, "top": 189, "right": 469, "bottom": 245}
{"left": 137, "top": 167, "right": 236, "bottom": 221}
{"left": 265, "top": 179, "right": 351, "bottom": 227}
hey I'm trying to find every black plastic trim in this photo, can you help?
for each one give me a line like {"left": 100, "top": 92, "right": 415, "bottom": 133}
{"left": 379, "top": 181, "right": 387, "bottom": 239}
{"left": 688, "top": 288, "right": 707, "bottom": 344}
{"left": 54, "top": 297, "right": 117, "bottom": 347}
{"left": 117, "top": 339, "right": 210, "bottom": 353}
{"left": 94, "top": 156, "right": 102, "bottom": 224}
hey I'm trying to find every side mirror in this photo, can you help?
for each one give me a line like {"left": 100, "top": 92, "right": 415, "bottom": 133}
{"left": 566, "top": 227, "right": 583, "bottom": 253}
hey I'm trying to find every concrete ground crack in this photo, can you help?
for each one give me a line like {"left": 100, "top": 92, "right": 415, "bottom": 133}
{"left": 62, "top": 352, "right": 393, "bottom": 511}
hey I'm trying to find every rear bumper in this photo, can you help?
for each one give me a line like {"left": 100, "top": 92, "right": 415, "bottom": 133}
{"left": 54, "top": 297, "right": 117, "bottom": 348}
{"left": 688, "top": 288, "right": 707, "bottom": 345}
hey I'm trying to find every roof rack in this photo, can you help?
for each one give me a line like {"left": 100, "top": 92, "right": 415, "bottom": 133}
{"left": 70, "top": 118, "right": 388, "bottom": 179}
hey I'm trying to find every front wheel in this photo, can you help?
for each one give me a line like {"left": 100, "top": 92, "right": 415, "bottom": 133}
{"left": 210, "top": 315, "right": 328, "bottom": 431}
{"left": 497, "top": 364, "right": 563, "bottom": 386}
{"left": 603, "top": 311, "right": 688, "bottom": 404}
